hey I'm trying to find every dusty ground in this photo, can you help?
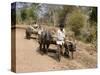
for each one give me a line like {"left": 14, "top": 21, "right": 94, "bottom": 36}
{"left": 13, "top": 26, "right": 97, "bottom": 73}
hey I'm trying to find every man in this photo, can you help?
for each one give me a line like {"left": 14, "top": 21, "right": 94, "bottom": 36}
{"left": 32, "top": 21, "right": 39, "bottom": 34}
{"left": 26, "top": 21, "right": 39, "bottom": 39}
{"left": 56, "top": 24, "right": 65, "bottom": 55}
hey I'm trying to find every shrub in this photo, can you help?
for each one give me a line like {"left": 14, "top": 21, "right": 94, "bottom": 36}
{"left": 67, "top": 9, "right": 87, "bottom": 36}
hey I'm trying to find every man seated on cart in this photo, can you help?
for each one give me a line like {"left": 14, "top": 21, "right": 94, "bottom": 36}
{"left": 56, "top": 24, "right": 65, "bottom": 55}
{"left": 31, "top": 21, "right": 39, "bottom": 34}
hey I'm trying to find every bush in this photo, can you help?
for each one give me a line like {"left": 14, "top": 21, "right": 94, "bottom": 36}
{"left": 67, "top": 9, "right": 87, "bottom": 36}
{"left": 21, "top": 8, "right": 27, "bottom": 21}
{"left": 78, "top": 22, "right": 97, "bottom": 47}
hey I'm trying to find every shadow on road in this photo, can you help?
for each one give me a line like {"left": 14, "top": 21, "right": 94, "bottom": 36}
{"left": 36, "top": 47, "right": 62, "bottom": 62}
{"left": 24, "top": 36, "right": 37, "bottom": 40}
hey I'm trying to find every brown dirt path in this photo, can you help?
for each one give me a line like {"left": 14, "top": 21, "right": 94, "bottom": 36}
{"left": 13, "top": 27, "right": 97, "bottom": 73}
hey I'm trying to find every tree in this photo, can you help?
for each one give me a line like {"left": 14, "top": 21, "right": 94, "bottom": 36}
{"left": 27, "top": 7, "right": 37, "bottom": 21}
{"left": 20, "top": 4, "right": 38, "bottom": 24}
{"left": 67, "top": 9, "right": 86, "bottom": 36}
{"left": 89, "top": 7, "right": 97, "bottom": 23}
{"left": 21, "top": 8, "right": 27, "bottom": 21}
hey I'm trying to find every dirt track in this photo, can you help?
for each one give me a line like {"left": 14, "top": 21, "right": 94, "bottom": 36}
{"left": 14, "top": 27, "right": 97, "bottom": 73}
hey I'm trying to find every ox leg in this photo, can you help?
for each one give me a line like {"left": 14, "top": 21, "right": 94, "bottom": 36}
{"left": 40, "top": 43, "right": 42, "bottom": 51}
{"left": 26, "top": 32, "right": 29, "bottom": 39}
{"left": 65, "top": 48, "right": 69, "bottom": 58}
{"left": 64, "top": 43, "right": 69, "bottom": 58}
{"left": 46, "top": 43, "right": 49, "bottom": 54}
{"left": 71, "top": 51, "right": 74, "bottom": 59}
{"left": 39, "top": 43, "right": 43, "bottom": 55}
{"left": 28, "top": 34, "right": 30, "bottom": 39}
{"left": 43, "top": 43, "right": 46, "bottom": 53}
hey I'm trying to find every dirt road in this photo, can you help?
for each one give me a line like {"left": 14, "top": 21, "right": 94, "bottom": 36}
{"left": 14, "top": 28, "right": 97, "bottom": 73}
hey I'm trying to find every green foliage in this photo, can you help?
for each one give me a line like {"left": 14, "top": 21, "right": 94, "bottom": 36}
{"left": 89, "top": 7, "right": 97, "bottom": 22}
{"left": 17, "top": 3, "right": 38, "bottom": 24}
{"left": 89, "top": 23, "right": 97, "bottom": 47}
{"left": 76, "top": 20, "right": 97, "bottom": 47}
{"left": 21, "top": 8, "right": 27, "bottom": 21}
{"left": 16, "top": 14, "right": 22, "bottom": 24}
{"left": 58, "top": 5, "right": 74, "bottom": 25}
{"left": 27, "top": 7, "right": 37, "bottom": 20}
{"left": 67, "top": 9, "right": 86, "bottom": 36}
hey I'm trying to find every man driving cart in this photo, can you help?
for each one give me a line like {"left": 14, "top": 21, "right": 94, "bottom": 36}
{"left": 56, "top": 24, "right": 65, "bottom": 61}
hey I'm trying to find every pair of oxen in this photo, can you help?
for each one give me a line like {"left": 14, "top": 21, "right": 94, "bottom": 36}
{"left": 26, "top": 27, "right": 76, "bottom": 62}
